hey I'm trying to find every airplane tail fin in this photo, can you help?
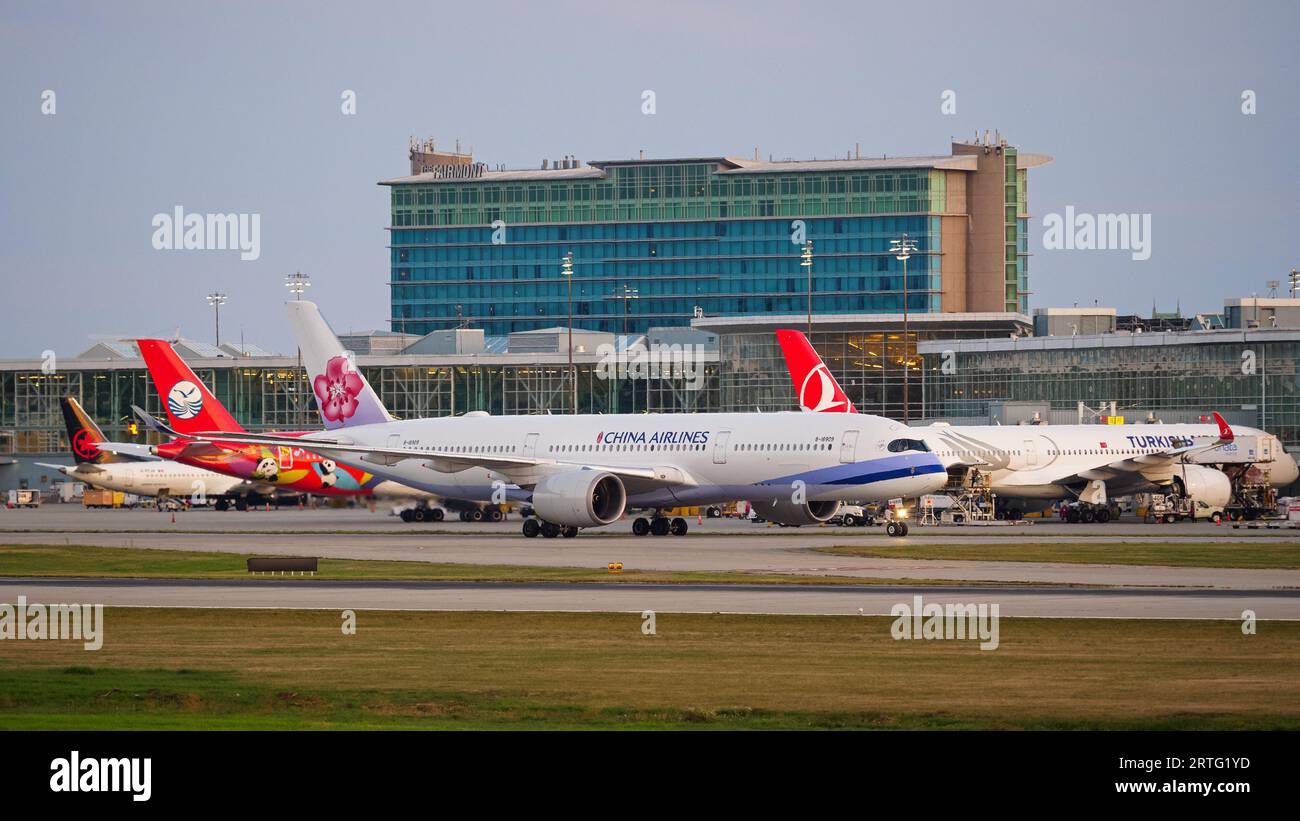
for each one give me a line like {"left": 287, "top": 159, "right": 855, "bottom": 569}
{"left": 286, "top": 301, "right": 396, "bottom": 429}
{"left": 60, "top": 396, "right": 124, "bottom": 465}
{"left": 136, "top": 339, "right": 245, "bottom": 434}
{"left": 775, "top": 329, "right": 857, "bottom": 413}
{"left": 1212, "top": 411, "right": 1235, "bottom": 443}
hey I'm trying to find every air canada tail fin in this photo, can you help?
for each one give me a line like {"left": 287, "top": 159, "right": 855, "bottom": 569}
{"left": 60, "top": 396, "right": 124, "bottom": 464}
{"left": 775, "top": 329, "right": 857, "bottom": 413}
{"left": 286, "top": 300, "right": 396, "bottom": 429}
{"left": 136, "top": 339, "right": 245, "bottom": 434}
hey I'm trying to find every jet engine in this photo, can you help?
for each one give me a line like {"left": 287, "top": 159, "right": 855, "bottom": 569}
{"left": 1171, "top": 465, "right": 1232, "bottom": 507}
{"left": 749, "top": 499, "right": 841, "bottom": 526}
{"left": 530, "top": 470, "right": 627, "bottom": 528}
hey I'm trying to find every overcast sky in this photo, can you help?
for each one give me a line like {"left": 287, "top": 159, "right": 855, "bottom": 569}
{"left": 1, "top": 0, "right": 1296, "bottom": 357}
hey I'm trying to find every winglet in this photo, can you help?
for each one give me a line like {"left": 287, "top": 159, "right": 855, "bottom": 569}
{"left": 1212, "top": 411, "right": 1234, "bottom": 442}
{"left": 132, "top": 404, "right": 181, "bottom": 438}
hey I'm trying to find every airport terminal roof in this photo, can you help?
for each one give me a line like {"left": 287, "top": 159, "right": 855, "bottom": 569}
{"left": 917, "top": 326, "right": 1300, "bottom": 355}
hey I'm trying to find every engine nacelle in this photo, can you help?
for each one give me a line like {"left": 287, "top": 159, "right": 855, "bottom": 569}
{"left": 749, "top": 499, "right": 841, "bottom": 526}
{"left": 1172, "top": 465, "right": 1232, "bottom": 507}
{"left": 530, "top": 470, "right": 627, "bottom": 528}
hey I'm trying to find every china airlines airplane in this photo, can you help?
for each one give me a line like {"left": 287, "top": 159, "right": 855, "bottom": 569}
{"left": 776, "top": 329, "right": 1299, "bottom": 521}
{"left": 133, "top": 302, "right": 949, "bottom": 538}
{"left": 38, "top": 397, "right": 250, "bottom": 505}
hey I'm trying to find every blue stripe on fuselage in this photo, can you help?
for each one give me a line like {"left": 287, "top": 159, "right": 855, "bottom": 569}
{"left": 759, "top": 454, "right": 946, "bottom": 488}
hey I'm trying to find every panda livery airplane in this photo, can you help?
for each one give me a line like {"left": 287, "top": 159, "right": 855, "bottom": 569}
{"left": 776, "top": 329, "right": 1299, "bottom": 520}
{"left": 133, "top": 302, "right": 948, "bottom": 538}
{"left": 131, "top": 339, "right": 438, "bottom": 508}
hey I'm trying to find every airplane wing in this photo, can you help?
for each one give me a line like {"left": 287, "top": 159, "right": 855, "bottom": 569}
{"left": 132, "top": 405, "right": 687, "bottom": 489}
{"left": 85, "top": 442, "right": 162, "bottom": 461}
{"left": 35, "top": 461, "right": 88, "bottom": 475}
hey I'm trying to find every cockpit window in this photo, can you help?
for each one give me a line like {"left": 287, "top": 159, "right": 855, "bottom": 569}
{"left": 887, "top": 438, "right": 930, "bottom": 453}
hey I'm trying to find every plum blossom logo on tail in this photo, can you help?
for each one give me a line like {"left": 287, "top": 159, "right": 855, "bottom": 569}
{"left": 314, "top": 356, "right": 363, "bottom": 422}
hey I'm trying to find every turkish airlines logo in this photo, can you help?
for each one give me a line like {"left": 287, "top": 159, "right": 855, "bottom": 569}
{"left": 167, "top": 380, "right": 204, "bottom": 420}
{"left": 799, "top": 364, "right": 847, "bottom": 412}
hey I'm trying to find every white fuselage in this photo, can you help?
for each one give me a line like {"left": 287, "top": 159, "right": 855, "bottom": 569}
{"left": 62, "top": 462, "right": 248, "bottom": 499}
{"left": 296, "top": 411, "right": 949, "bottom": 508}
{"left": 914, "top": 423, "right": 1297, "bottom": 499}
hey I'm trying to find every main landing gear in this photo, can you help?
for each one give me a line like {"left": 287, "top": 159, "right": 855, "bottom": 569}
{"left": 1061, "top": 502, "right": 1115, "bottom": 524}
{"left": 458, "top": 507, "right": 505, "bottom": 522}
{"left": 400, "top": 505, "right": 446, "bottom": 523}
{"left": 885, "top": 520, "right": 909, "bottom": 537}
{"left": 521, "top": 518, "right": 578, "bottom": 538}
{"left": 631, "top": 514, "right": 688, "bottom": 537}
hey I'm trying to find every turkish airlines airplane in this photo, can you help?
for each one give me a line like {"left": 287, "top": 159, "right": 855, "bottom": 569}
{"left": 776, "top": 329, "right": 1299, "bottom": 520}
{"left": 133, "top": 302, "right": 949, "bottom": 538}
{"left": 38, "top": 397, "right": 250, "bottom": 505}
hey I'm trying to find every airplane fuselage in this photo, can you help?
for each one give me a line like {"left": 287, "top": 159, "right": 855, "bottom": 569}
{"left": 916, "top": 423, "right": 1297, "bottom": 498}
{"left": 290, "top": 411, "right": 949, "bottom": 508}
{"left": 61, "top": 461, "right": 248, "bottom": 499}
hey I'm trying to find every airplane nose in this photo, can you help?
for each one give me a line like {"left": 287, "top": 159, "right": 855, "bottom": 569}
{"left": 1276, "top": 450, "right": 1299, "bottom": 487}
{"left": 915, "top": 456, "right": 948, "bottom": 494}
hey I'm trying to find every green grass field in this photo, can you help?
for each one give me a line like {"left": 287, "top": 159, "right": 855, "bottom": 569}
{"left": 0, "top": 543, "right": 1017, "bottom": 587}
{"left": 1, "top": 609, "right": 1296, "bottom": 730}
{"left": 817, "top": 540, "right": 1300, "bottom": 569}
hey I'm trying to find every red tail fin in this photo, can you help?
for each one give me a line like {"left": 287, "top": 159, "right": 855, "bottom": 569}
{"left": 1212, "top": 411, "right": 1234, "bottom": 442}
{"left": 136, "top": 339, "right": 245, "bottom": 433}
{"left": 775, "top": 329, "right": 857, "bottom": 413}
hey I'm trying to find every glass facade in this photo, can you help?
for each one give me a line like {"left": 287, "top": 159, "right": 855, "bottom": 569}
{"left": 920, "top": 333, "right": 1300, "bottom": 447}
{"left": 0, "top": 357, "right": 720, "bottom": 459}
{"left": 714, "top": 326, "right": 1025, "bottom": 420}
{"left": 388, "top": 160, "right": 954, "bottom": 336}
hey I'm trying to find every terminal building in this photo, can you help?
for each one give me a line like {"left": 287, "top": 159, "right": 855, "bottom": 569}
{"left": 919, "top": 298, "right": 1300, "bottom": 448}
{"left": 385, "top": 133, "right": 1050, "bottom": 336}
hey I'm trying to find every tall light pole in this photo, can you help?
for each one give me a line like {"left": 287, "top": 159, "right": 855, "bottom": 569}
{"left": 612, "top": 284, "right": 640, "bottom": 336}
{"left": 284, "top": 271, "right": 312, "bottom": 425}
{"left": 284, "top": 270, "right": 311, "bottom": 300}
{"left": 205, "top": 292, "right": 227, "bottom": 346}
{"left": 890, "top": 234, "right": 918, "bottom": 423}
{"left": 800, "top": 241, "right": 814, "bottom": 337}
{"left": 562, "top": 251, "right": 576, "bottom": 414}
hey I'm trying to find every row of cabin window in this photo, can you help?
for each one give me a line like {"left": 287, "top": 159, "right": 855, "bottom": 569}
{"left": 549, "top": 443, "right": 706, "bottom": 453}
